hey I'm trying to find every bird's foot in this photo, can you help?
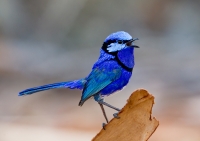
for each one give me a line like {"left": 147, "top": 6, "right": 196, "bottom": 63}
{"left": 102, "top": 123, "right": 107, "bottom": 130}
{"left": 113, "top": 112, "right": 120, "bottom": 119}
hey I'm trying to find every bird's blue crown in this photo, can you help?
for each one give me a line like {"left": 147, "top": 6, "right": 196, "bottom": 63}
{"left": 104, "top": 31, "right": 132, "bottom": 42}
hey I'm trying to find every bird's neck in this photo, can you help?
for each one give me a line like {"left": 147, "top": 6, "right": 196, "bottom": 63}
{"left": 117, "top": 47, "right": 134, "bottom": 70}
{"left": 97, "top": 48, "right": 134, "bottom": 72}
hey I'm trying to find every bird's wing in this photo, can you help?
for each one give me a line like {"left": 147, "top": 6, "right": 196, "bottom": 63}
{"left": 79, "top": 64, "right": 122, "bottom": 106}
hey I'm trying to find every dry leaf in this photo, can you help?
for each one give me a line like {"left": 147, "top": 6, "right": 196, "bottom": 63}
{"left": 92, "top": 89, "right": 159, "bottom": 141}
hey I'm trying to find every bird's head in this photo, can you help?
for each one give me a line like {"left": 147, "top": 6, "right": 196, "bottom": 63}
{"left": 102, "top": 31, "right": 139, "bottom": 53}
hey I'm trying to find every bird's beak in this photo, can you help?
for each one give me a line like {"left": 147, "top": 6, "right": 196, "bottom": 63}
{"left": 126, "top": 38, "right": 139, "bottom": 48}
{"left": 133, "top": 45, "right": 140, "bottom": 48}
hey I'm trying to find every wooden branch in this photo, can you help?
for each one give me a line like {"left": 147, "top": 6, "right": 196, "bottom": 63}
{"left": 92, "top": 89, "right": 159, "bottom": 141}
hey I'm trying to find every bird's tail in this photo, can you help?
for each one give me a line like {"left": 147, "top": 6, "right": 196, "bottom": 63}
{"left": 19, "top": 79, "right": 86, "bottom": 96}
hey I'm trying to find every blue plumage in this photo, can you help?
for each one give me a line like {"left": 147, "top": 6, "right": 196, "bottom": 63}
{"left": 19, "top": 31, "right": 139, "bottom": 124}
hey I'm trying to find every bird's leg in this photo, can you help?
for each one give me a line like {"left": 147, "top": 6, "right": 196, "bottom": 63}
{"left": 98, "top": 99, "right": 121, "bottom": 111}
{"left": 99, "top": 103, "right": 108, "bottom": 130}
{"left": 98, "top": 100, "right": 121, "bottom": 119}
{"left": 102, "top": 123, "right": 106, "bottom": 130}
{"left": 95, "top": 95, "right": 121, "bottom": 129}
{"left": 99, "top": 103, "right": 109, "bottom": 123}
{"left": 113, "top": 113, "right": 120, "bottom": 119}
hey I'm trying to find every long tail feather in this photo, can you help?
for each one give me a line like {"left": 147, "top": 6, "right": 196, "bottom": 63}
{"left": 19, "top": 79, "right": 86, "bottom": 96}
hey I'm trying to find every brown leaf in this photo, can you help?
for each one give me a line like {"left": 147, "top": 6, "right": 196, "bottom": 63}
{"left": 92, "top": 89, "right": 159, "bottom": 141}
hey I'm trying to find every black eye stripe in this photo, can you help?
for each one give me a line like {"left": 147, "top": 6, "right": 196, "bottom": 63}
{"left": 106, "top": 39, "right": 117, "bottom": 44}
{"left": 118, "top": 40, "right": 123, "bottom": 44}
{"left": 123, "top": 40, "right": 131, "bottom": 43}
{"left": 105, "top": 39, "right": 130, "bottom": 44}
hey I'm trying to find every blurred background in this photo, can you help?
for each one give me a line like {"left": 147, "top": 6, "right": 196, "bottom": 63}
{"left": 0, "top": 0, "right": 200, "bottom": 140}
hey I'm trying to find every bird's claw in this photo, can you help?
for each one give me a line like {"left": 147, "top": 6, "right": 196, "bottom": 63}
{"left": 113, "top": 113, "right": 120, "bottom": 119}
{"left": 102, "top": 123, "right": 107, "bottom": 130}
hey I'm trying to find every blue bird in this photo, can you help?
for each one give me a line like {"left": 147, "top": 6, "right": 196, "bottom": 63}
{"left": 19, "top": 31, "right": 139, "bottom": 125}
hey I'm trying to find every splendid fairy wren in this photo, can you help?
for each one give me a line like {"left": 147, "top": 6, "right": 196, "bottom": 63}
{"left": 19, "top": 31, "right": 139, "bottom": 125}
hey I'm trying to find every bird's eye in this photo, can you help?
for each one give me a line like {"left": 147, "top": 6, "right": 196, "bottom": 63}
{"left": 118, "top": 40, "right": 123, "bottom": 44}
{"left": 126, "top": 42, "right": 132, "bottom": 46}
